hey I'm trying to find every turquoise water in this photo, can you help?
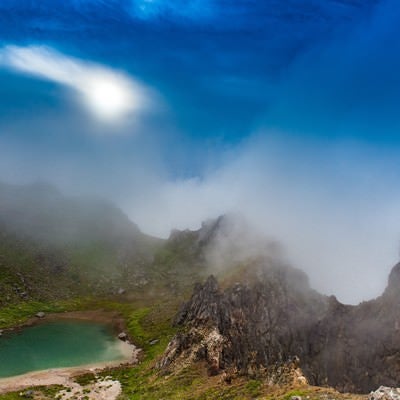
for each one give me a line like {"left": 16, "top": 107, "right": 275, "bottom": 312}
{"left": 0, "top": 320, "right": 124, "bottom": 378}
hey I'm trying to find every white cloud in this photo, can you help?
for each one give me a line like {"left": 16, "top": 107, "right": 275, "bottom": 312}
{"left": 0, "top": 45, "right": 149, "bottom": 123}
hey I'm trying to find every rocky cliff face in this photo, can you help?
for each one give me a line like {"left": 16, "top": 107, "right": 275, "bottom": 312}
{"left": 159, "top": 260, "right": 400, "bottom": 394}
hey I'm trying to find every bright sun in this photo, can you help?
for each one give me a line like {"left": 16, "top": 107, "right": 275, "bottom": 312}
{"left": 81, "top": 72, "right": 140, "bottom": 121}
{"left": 0, "top": 45, "right": 147, "bottom": 124}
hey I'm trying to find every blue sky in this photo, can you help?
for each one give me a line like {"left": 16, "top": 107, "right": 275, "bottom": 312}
{"left": 0, "top": 0, "right": 400, "bottom": 303}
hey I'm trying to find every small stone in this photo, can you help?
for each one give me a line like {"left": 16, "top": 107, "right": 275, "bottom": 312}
{"left": 19, "top": 390, "right": 34, "bottom": 398}
{"left": 118, "top": 332, "right": 128, "bottom": 341}
{"left": 118, "top": 288, "right": 126, "bottom": 295}
{"left": 291, "top": 396, "right": 302, "bottom": 400}
{"left": 35, "top": 311, "right": 45, "bottom": 318}
{"left": 149, "top": 339, "right": 159, "bottom": 345}
{"left": 207, "top": 362, "right": 220, "bottom": 376}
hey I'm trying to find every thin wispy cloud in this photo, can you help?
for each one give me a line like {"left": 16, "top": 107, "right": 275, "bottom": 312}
{"left": 129, "top": 0, "right": 215, "bottom": 21}
{"left": 0, "top": 45, "right": 150, "bottom": 123}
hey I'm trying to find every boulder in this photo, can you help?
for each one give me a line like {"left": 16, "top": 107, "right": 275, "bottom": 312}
{"left": 369, "top": 387, "right": 400, "bottom": 400}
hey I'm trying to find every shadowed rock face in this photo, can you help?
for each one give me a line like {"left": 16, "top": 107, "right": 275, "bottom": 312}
{"left": 160, "top": 261, "right": 400, "bottom": 394}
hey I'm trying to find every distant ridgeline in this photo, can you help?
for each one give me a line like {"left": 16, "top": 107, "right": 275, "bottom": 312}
{"left": 0, "top": 181, "right": 214, "bottom": 305}
{"left": 0, "top": 182, "right": 240, "bottom": 306}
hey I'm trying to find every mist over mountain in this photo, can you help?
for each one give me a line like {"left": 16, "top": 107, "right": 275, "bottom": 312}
{"left": 0, "top": 181, "right": 142, "bottom": 246}
{"left": 0, "top": 181, "right": 165, "bottom": 304}
{"left": 0, "top": 180, "right": 395, "bottom": 306}
{"left": 0, "top": 181, "right": 318, "bottom": 305}
{"left": 1, "top": 180, "right": 400, "bottom": 397}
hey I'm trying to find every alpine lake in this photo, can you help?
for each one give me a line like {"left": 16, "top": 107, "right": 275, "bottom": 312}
{"left": 0, "top": 320, "right": 126, "bottom": 378}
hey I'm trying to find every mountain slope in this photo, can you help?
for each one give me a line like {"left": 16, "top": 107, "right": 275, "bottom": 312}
{"left": 0, "top": 181, "right": 163, "bottom": 303}
{"left": 0, "top": 183, "right": 233, "bottom": 305}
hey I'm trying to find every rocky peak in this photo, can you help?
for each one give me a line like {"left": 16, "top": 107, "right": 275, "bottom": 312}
{"left": 384, "top": 262, "right": 400, "bottom": 298}
{"left": 196, "top": 215, "right": 229, "bottom": 246}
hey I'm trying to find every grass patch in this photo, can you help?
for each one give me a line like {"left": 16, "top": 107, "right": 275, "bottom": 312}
{"left": 36, "top": 385, "right": 66, "bottom": 397}
{"left": 127, "top": 308, "right": 151, "bottom": 346}
{"left": 0, "top": 393, "right": 21, "bottom": 400}
{"left": 0, "top": 385, "right": 66, "bottom": 400}
{"left": 0, "top": 296, "right": 139, "bottom": 330}
{"left": 125, "top": 303, "right": 178, "bottom": 360}
{"left": 0, "top": 298, "right": 88, "bottom": 329}
{"left": 283, "top": 389, "right": 308, "bottom": 400}
{"left": 111, "top": 365, "right": 272, "bottom": 400}
{"left": 245, "top": 379, "right": 263, "bottom": 397}
{"left": 73, "top": 373, "right": 97, "bottom": 386}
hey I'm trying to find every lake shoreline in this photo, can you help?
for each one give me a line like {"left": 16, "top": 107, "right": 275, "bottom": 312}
{"left": 2, "top": 309, "right": 127, "bottom": 335}
{"left": 0, "top": 310, "right": 141, "bottom": 394}
{"left": 0, "top": 335, "right": 139, "bottom": 394}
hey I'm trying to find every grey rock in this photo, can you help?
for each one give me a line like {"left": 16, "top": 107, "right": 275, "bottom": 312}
{"left": 149, "top": 339, "right": 159, "bottom": 345}
{"left": 118, "top": 332, "right": 128, "bottom": 341}
{"left": 35, "top": 311, "right": 45, "bottom": 318}
{"left": 19, "top": 390, "right": 34, "bottom": 398}
{"left": 369, "top": 386, "right": 400, "bottom": 400}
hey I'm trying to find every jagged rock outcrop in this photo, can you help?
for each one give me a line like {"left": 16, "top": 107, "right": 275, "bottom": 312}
{"left": 159, "top": 260, "right": 400, "bottom": 394}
